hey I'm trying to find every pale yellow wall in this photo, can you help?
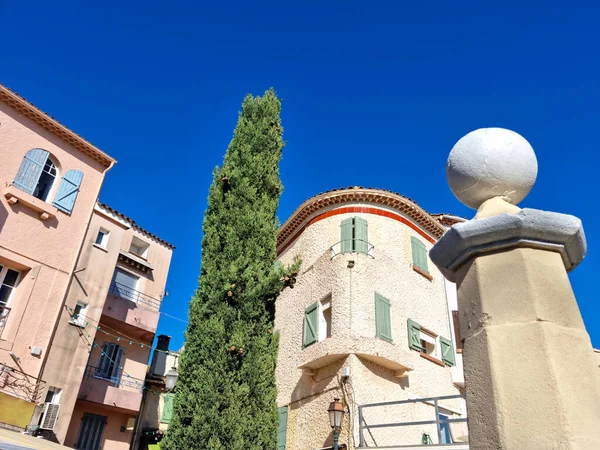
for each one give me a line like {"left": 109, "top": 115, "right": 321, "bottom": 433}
{"left": 275, "top": 204, "right": 461, "bottom": 449}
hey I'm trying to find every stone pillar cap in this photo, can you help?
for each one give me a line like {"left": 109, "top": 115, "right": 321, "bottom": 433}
{"left": 430, "top": 208, "right": 586, "bottom": 282}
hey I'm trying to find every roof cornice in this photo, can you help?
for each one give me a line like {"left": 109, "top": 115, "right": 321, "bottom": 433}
{"left": 0, "top": 84, "right": 116, "bottom": 168}
{"left": 277, "top": 187, "right": 448, "bottom": 252}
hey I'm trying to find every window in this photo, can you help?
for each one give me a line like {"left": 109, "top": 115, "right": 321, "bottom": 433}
{"left": 411, "top": 236, "right": 429, "bottom": 273}
{"left": 319, "top": 297, "right": 332, "bottom": 341}
{"left": 70, "top": 302, "right": 88, "bottom": 327}
{"left": 111, "top": 268, "right": 140, "bottom": 301}
{"left": 439, "top": 414, "right": 451, "bottom": 444}
{"left": 420, "top": 330, "right": 437, "bottom": 356}
{"left": 0, "top": 266, "right": 20, "bottom": 307}
{"left": 375, "top": 293, "right": 392, "bottom": 342}
{"left": 34, "top": 159, "right": 57, "bottom": 201}
{"left": 75, "top": 413, "right": 107, "bottom": 450}
{"left": 13, "top": 149, "right": 84, "bottom": 213}
{"left": 340, "top": 217, "right": 369, "bottom": 254}
{"left": 44, "top": 386, "right": 62, "bottom": 405}
{"left": 95, "top": 229, "right": 110, "bottom": 248}
{"left": 96, "top": 342, "right": 124, "bottom": 381}
{"left": 407, "top": 319, "right": 455, "bottom": 366}
{"left": 129, "top": 237, "right": 149, "bottom": 258}
{"left": 39, "top": 387, "right": 62, "bottom": 431}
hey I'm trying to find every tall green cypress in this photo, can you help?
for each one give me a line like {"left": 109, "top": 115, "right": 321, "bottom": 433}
{"left": 161, "top": 89, "right": 288, "bottom": 450}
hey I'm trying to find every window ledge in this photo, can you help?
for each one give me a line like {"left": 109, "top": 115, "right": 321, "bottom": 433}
{"left": 93, "top": 243, "right": 108, "bottom": 253}
{"left": 412, "top": 264, "right": 433, "bottom": 281}
{"left": 420, "top": 352, "right": 446, "bottom": 367}
{"left": 4, "top": 184, "right": 58, "bottom": 221}
{"left": 68, "top": 320, "right": 85, "bottom": 328}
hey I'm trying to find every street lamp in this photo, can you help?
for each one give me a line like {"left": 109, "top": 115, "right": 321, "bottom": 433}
{"left": 328, "top": 397, "right": 345, "bottom": 450}
{"left": 165, "top": 366, "right": 178, "bottom": 391}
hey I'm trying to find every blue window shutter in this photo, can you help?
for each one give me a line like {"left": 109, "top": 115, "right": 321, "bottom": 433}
{"left": 277, "top": 406, "right": 288, "bottom": 450}
{"left": 340, "top": 218, "right": 353, "bottom": 253}
{"left": 14, "top": 149, "right": 49, "bottom": 195}
{"left": 303, "top": 302, "right": 318, "bottom": 347}
{"left": 354, "top": 217, "right": 368, "bottom": 254}
{"left": 53, "top": 169, "right": 83, "bottom": 214}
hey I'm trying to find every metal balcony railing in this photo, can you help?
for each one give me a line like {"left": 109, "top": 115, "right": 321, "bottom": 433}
{"left": 84, "top": 365, "right": 145, "bottom": 392}
{"left": 109, "top": 281, "right": 161, "bottom": 310}
{"left": 0, "top": 363, "right": 46, "bottom": 403}
{"left": 330, "top": 239, "right": 374, "bottom": 259}
{"left": 358, "top": 394, "right": 468, "bottom": 447}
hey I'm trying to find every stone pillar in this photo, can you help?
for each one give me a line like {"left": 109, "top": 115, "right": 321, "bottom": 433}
{"left": 430, "top": 128, "right": 600, "bottom": 449}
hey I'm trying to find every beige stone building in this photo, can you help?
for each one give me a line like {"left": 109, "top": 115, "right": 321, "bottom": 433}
{"left": 274, "top": 188, "right": 468, "bottom": 449}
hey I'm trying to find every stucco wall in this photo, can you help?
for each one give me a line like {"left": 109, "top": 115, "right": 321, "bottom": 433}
{"left": 275, "top": 204, "right": 462, "bottom": 449}
{"left": 0, "top": 101, "right": 109, "bottom": 421}
{"left": 41, "top": 207, "right": 172, "bottom": 443}
{"left": 65, "top": 400, "right": 135, "bottom": 450}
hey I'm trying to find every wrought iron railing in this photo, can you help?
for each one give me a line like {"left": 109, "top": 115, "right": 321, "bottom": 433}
{"left": 109, "top": 281, "right": 161, "bottom": 310}
{"left": 358, "top": 394, "right": 468, "bottom": 447}
{"left": 0, "top": 304, "right": 10, "bottom": 337}
{"left": 84, "top": 365, "right": 145, "bottom": 392}
{"left": 0, "top": 363, "right": 46, "bottom": 403}
{"left": 330, "top": 239, "right": 375, "bottom": 259}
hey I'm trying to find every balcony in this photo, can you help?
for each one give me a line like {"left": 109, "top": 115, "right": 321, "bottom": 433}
{"left": 358, "top": 394, "right": 469, "bottom": 449}
{"left": 78, "top": 365, "right": 144, "bottom": 413}
{"left": 101, "top": 282, "right": 161, "bottom": 339}
{"left": 330, "top": 239, "right": 374, "bottom": 259}
{"left": 298, "top": 336, "right": 412, "bottom": 378}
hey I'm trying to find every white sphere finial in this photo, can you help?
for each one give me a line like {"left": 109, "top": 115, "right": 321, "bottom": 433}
{"left": 446, "top": 128, "right": 538, "bottom": 209}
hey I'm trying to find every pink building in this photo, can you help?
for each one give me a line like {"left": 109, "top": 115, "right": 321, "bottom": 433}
{"left": 0, "top": 83, "right": 174, "bottom": 450}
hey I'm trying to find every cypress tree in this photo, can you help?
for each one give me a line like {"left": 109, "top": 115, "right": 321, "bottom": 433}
{"left": 162, "top": 89, "right": 294, "bottom": 450}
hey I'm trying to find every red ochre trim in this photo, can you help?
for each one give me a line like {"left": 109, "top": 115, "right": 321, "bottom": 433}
{"left": 277, "top": 206, "right": 436, "bottom": 256}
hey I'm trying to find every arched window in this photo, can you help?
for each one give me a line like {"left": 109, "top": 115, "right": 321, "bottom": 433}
{"left": 14, "top": 149, "right": 58, "bottom": 201}
{"left": 34, "top": 158, "right": 57, "bottom": 201}
{"left": 14, "top": 149, "right": 84, "bottom": 214}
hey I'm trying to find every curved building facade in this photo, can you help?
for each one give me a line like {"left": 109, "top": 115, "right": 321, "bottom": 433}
{"left": 274, "top": 187, "right": 466, "bottom": 450}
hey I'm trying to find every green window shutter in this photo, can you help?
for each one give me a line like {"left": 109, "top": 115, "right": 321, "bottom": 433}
{"left": 161, "top": 393, "right": 175, "bottom": 423}
{"left": 440, "top": 336, "right": 455, "bottom": 366}
{"left": 277, "top": 406, "right": 288, "bottom": 450}
{"left": 354, "top": 217, "right": 368, "bottom": 254}
{"left": 407, "top": 319, "right": 422, "bottom": 351}
{"left": 303, "top": 302, "right": 319, "bottom": 347}
{"left": 411, "top": 236, "right": 429, "bottom": 273}
{"left": 375, "top": 294, "right": 392, "bottom": 342}
{"left": 340, "top": 218, "right": 353, "bottom": 253}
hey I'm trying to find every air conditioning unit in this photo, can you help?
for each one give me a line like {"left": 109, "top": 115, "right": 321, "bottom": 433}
{"left": 40, "top": 402, "right": 60, "bottom": 430}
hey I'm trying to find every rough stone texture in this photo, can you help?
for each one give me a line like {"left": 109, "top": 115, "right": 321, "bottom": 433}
{"left": 447, "top": 128, "right": 538, "bottom": 209}
{"left": 430, "top": 207, "right": 587, "bottom": 282}
{"left": 275, "top": 204, "right": 462, "bottom": 449}
{"left": 455, "top": 247, "right": 600, "bottom": 449}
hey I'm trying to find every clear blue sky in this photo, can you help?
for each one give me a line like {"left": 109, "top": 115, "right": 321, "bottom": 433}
{"left": 2, "top": 1, "right": 599, "bottom": 349}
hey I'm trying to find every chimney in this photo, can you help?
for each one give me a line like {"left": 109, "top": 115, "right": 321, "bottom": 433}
{"left": 150, "top": 335, "right": 171, "bottom": 376}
